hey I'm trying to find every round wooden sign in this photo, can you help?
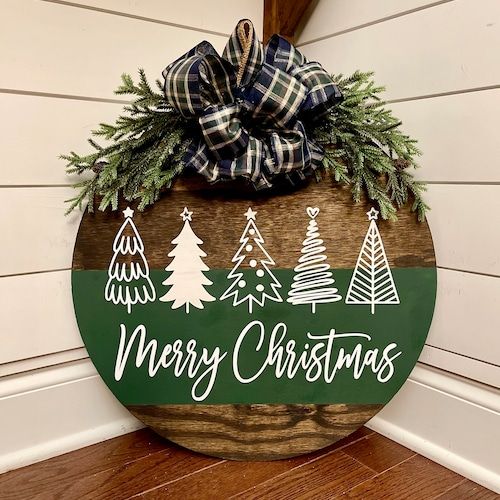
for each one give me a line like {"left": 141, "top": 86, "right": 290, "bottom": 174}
{"left": 72, "top": 176, "right": 436, "bottom": 460}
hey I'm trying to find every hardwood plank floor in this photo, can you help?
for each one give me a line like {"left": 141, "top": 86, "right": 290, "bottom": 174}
{"left": 437, "top": 479, "right": 500, "bottom": 499}
{"left": 0, "top": 427, "right": 495, "bottom": 499}
{"left": 342, "top": 455, "right": 463, "bottom": 499}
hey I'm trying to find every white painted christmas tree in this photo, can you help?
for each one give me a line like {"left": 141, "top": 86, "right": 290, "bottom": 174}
{"left": 345, "top": 207, "right": 400, "bottom": 314}
{"left": 287, "top": 207, "right": 342, "bottom": 313}
{"left": 220, "top": 207, "right": 282, "bottom": 313}
{"left": 104, "top": 207, "right": 156, "bottom": 314}
{"left": 160, "top": 207, "right": 215, "bottom": 313}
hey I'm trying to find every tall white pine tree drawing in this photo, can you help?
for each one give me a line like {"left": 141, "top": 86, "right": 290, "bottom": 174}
{"left": 220, "top": 207, "right": 282, "bottom": 313}
{"left": 287, "top": 207, "right": 342, "bottom": 313}
{"left": 104, "top": 207, "right": 156, "bottom": 314}
{"left": 160, "top": 207, "right": 215, "bottom": 313}
{"left": 345, "top": 207, "right": 400, "bottom": 314}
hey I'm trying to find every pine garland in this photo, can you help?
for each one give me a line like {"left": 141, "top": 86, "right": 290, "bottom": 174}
{"left": 311, "top": 71, "right": 427, "bottom": 220}
{"left": 61, "top": 69, "right": 189, "bottom": 213}
{"left": 62, "top": 69, "right": 428, "bottom": 220}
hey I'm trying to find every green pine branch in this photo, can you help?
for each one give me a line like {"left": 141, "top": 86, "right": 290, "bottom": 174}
{"left": 61, "top": 69, "right": 189, "bottom": 213}
{"left": 312, "top": 71, "right": 428, "bottom": 220}
{"left": 63, "top": 69, "right": 428, "bottom": 220}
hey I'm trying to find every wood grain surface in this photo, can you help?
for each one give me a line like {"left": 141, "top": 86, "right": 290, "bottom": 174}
{"left": 72, "top": 173, "right": 435, "bottom": 460}
{"left": 73, "top": 174, "right": 435, "bottom": 271}
{"left": 1, "top": 427, "right": 488, "bottom": 499}
{"left": 127, "top": 403, "right": 383, "bottom": 461}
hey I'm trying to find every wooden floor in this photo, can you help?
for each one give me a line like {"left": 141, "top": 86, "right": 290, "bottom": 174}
{"left": 0, "top": 427, "right": 496, "bottom": 499}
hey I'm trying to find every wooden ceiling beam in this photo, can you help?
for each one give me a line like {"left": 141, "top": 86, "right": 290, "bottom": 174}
{"left": 263, "top": 0, "right": 314, "bottom": 44}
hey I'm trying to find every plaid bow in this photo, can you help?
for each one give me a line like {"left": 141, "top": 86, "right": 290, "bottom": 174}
{"left": 163, "top": 19, "right": 342, "bottom": 189}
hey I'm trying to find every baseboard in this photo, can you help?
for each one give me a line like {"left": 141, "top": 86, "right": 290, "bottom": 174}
{"left": 0, "top": 359, "right": 142, "bottom": 474}
{"left": 367, "top": 364, "right": 500, "bottom": 493}
{"left": 1, "top": 360, "right": 499, "bottom": 494}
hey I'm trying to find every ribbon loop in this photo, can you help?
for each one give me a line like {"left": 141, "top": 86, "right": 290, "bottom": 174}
{"left": 199, "top": 103, "right": 249, "bottom": 160}
{"left": 163, "top": 19, "right": 342, "bottom": 189}
{"left": 265, "top": 35, "right": 305, "bottom": 72}
{"left": 222, "top": 19, "right": 264, "bottom": 87}
{"left": 244, "top": 64, "right": 307, "bottom": 128}
{"left": 290, "top": 62, "right": 343, "bottom": 118}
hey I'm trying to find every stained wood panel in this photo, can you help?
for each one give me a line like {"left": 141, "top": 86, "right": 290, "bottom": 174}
{"left": 2, "top": 184, "right": 496, "bottom": 276}
{"left": 299, "top": 0, "right": 500, "bottom": 101}
{"left": 391, "top": 89, "right": 500, "bottom": 182}
{"left": 71, "top": 176, "right": 433, "bottom": 460}
{"left": 297, "top": 0, "right": 443, "bottom": 44}
{"left": 66, "top": 0, "right": 264, "bottom": 36}
{"left": 0, "top": 0, "right": 226, "bottom": 99}
{"left": 0, "top": 271, "right": 83, "bottom": 365}
{"left": 127, "top": 403, "right": 383, "bottom": 461}
{"left": 0, "top": 93, "right": 122, "bottom": 185}
{"left": 73, "top": 179, "right": 435, "bottom": 271}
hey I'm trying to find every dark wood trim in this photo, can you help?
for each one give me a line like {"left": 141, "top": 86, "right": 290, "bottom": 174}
{"left": 263, "top": 0, "right": 315, "bottom": 44}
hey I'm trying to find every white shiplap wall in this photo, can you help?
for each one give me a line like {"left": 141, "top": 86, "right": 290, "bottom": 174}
{"left": 1, "top": 0, "right": 499, "bottom": 491}
{"left": 298, "top": 0, "right": 500, "bottom": 381}
{"left": 0, "top": 0, "right": 263, "bottom": 473}
{"left": 297, "top": 0, "right": 500, "bottom": 491}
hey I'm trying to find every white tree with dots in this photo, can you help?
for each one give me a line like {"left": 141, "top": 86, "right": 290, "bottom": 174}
{"left": 220, "top": 207, "right": 282, "bottom": 313}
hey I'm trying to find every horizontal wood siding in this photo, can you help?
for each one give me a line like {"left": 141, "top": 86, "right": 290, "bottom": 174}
{"left": 0, "top": 0, "right": 261, "bottom": 468}
{"left": 298, "top": 0, "right": 500, "bottom": 101}
{"left": 297, "top": 0, "right": 500, "bottom": 386}
{"left": 297, "top": 0, "right": 449, "bottom": 44}
{"left": 0, "top": 0, "right": 226, "bottom": 99}
{"left": 299, "top": 0, "right": 500, "bottom": 387}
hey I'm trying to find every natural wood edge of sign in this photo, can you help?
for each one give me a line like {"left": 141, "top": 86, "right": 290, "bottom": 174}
{"left": 127, "top": 403, "right": 384, "bottom": 460}
{"left": 75, "top": 173, "right": 434, "bottom": 461}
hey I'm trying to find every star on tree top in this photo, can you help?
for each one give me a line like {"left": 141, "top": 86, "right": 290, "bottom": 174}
{"left": 180, "top": 207, "right": 193, "bottom": 221}
{"left": 123, "top": 207, "right": 134, "bottom": 218}
{"left": 367, "top": 207, "right": 379, "bottom": 221}
{"left": 245, "top": 207, "right": 257, "bottom": 220}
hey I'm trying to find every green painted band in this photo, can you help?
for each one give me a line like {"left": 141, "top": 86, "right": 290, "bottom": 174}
{"left": 73, "top": 268, "right": 436, "bottom": 405}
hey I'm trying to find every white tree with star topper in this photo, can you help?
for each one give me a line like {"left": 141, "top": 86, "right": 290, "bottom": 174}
{"left": 104, "top": 207, "right": 156, "bottom": 314}
{"left": 220, "top": 207, "right": 282, "bottom": 313}
{"left": 345, "top": 207, "right": 400, "bottom": 314}
{"left": 159, "top": 207, "right": 215, "bottom": 313}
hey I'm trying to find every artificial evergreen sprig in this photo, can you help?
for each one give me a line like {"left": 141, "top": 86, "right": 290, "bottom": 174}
{"left": 61, "top": 69, "right": 189, "bottom": 213}
{"left": 312, "top": 71, "right": 428, "bottom": 220}
{"left": 63, "top": 69, "right": 428, "bottom": 220}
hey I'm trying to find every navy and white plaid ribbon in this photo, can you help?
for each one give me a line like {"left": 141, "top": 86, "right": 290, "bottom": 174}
{"left": 163, "top": 19, "right": 342, "bottom": 189}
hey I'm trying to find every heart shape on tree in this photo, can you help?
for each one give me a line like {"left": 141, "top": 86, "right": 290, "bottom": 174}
{"left": 307, "top": 207, "right": 320, "bottom": 219}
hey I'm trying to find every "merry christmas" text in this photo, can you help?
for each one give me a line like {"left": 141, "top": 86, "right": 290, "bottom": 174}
{"left": 114, "top": 321, "right": 402, "bottom": 401}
